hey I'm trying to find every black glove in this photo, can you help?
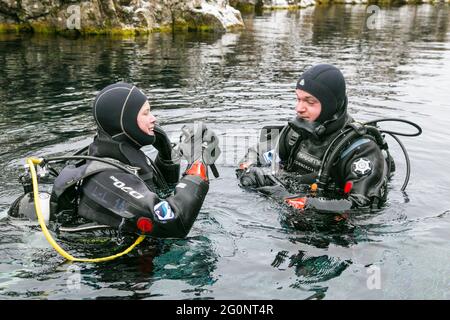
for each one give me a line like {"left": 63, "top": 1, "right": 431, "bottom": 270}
{"left": 176, "top": 122, "right": 221, "bottom": 177}
{"left": 177, "top": 122, "right": 221, "bottom": 164}
{"left": 238, "top": 166, "right": 276, "bottom": 188}
{"left": 153, "top": 124, "right": 174, "bottom": 160}
{"left": 305, "top": 197, "right": 352, "bottom": 213}
{"left": 285, "top": 195, "right": 352, "bottom": 213}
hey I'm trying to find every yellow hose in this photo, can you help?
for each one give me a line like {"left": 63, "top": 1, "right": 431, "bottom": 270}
{"left": 26, "top": 157, "right": 145, "bottom": 263}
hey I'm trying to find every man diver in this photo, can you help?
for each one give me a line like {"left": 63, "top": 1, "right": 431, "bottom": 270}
{"left": 14, "top": 82, "right": 221, "bottom": 238}
{"left": 236, "top": 64, "right": 395, "bottom": 211}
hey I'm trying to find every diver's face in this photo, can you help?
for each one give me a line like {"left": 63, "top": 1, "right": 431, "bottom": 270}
{"left": 137, "top": 101, "right": 156, "bottom": 135}
{"left": 295, "top": 89, "right": 322, "bottom": 122}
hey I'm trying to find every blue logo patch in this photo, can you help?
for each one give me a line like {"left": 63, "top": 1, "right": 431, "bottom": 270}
{"left": 263, "top": 149, "right": 280, "bottom": 166}
{"left": 154, "top": 201, "right": 175, "bottom": 221}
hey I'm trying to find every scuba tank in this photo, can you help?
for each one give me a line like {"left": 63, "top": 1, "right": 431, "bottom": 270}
{"left": 8, "top": 163, "right": 51, "bottom": 225}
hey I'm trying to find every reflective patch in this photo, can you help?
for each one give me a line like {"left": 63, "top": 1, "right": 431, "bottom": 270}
{"left": 340, "top": 138, "right": 371, "bottom": 159}
{"left": 154, "top": 201, "right": 175, "bottom": 221}
{"left": 263, "top": 149, "right": 280, "bottom": 165}
{"left": 351, "top": 158, "right": 373, "bottom": 176}
{"left": 177, "top": 182, "right": 187, "bottom": 189}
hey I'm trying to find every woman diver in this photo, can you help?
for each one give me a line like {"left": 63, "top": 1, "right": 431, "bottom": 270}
{"left": 10, "top": 82, "right": 221, "bottom": 239}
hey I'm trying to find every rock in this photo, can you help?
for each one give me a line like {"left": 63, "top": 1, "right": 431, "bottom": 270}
{"left": 0, "top": 0, "right": 245, "bottom": 34}
{"left": 341, "top": 0, "right": 369, "bottom": 4}
{"left": 299, "top": 0, "right": 316, "bottom": 8}
{"left": 186, "top": 0, "right": 245, "bottom": 32}
{"left": 262, "top": 0, "right": 293, "bottom": 9}
{"left": 20, "top": 0, "right": 60, "bottom": 19}
{"left": 229, "top": 0, "right": 260, "bottom": 14}
{"left": 261, "top": 0, "right": 316, "bottom": 10}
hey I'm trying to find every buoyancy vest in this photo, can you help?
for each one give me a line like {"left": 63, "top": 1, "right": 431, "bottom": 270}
{"left": 88, "top": 130, "right": 170, "bottom": 194}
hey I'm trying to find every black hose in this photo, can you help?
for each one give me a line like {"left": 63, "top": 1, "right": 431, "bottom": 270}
{"left": 385, "top": 132, "right": 411, "bottom": 191}
{"left": 318, "top": 125, "right": 384, "bottom": 186}
{"left": 44, "top": 156, "right": 140, "bottom": 176}
{"left": 317, "top": 127, "right": 354, "bottom": 179}
{"left": 363, "top": 118, "right": 422, "bottom": 137}
{"left": 316, "top": 118, "right": 421, "bottom": 192}
{"left": 318, "top": 129, "right": 361, "bottom": 188}
{"left": 72, "top": 145, "right": 90, "bottom": 156}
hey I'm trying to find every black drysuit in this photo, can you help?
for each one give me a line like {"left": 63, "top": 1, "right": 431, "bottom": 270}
{"left": 237, "top": 114, "right": 393, "bottom": 209}
{"left": 50, "top": 130, "right": 209, "bottom": 238}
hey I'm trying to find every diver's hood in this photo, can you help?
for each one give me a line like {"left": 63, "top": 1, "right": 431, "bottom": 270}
{"left": 93, "top": 82, "right": 155, "bottom": 148}
{"left": 288, "top": 96, "right": 349, "bottom": 140}
{"left": 88, "top": 129, "right": 133, "bottom": 165}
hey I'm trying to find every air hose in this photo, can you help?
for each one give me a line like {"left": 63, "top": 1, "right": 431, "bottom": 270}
{"left": 26, "top": 157, "right": 145, "bottom": 263}
{"left": 316, "top": 118, "right": 422, "bottom": 192}
{"left": 363, "top": 118, "right": 421, "bottom": 191}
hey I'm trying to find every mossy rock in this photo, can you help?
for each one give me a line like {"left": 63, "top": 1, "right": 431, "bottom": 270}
{"left": 29, "top": 22, "right": 58, "bottom": 34}
{"left": 183, "top": 11, "right": 227, "bottom": 33}
{"left": 315, "top": 0, "right": 333, "bottom": 5}
{"left": 230, "top": 2, "right": 256, "bottom": 14}
{"left": 371, "top": 0, "right": 408, "bottom": 5}
{"left": 0, "top": 23, "right": 32, "bottom": 33}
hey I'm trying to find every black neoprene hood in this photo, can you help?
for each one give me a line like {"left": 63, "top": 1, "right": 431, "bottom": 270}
{"left": 296, "top": 64, "right": 347, "bottom": 123}
{"left": 93, "top": 82, "right": 155, "bottom": 147}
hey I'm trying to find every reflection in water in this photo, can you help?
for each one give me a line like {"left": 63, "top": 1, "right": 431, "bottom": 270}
{"left": 1, "top": 4, "right": 450, "bottom": 299}
{"left": 271, "top": 249, "right": 351, "bottom": 298}
{"left": 84, "top": 237, "right": 218, "bottom": 299}
{"left": 0, "top": 224, "right": 217, "bottom": 299}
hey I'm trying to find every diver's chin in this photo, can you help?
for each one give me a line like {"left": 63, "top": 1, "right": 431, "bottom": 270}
{"left": 289, "top": 116, "right": 321, "bottom": 135}
{"left": 297, "top": 115, "right": 312, "bottom": 123}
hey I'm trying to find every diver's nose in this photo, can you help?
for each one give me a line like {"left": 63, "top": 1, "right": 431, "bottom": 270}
{"left": 296, "top": 100, "right": 306, "bottom": 114}
{"left": 149, "top": 112, "right": 156, "bottom": 123}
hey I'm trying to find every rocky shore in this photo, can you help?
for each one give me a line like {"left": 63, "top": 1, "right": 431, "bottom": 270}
{"left": 0, "top": 0, "right": 244, "bottom": 34}
{"left": 0, "top": 0, "right": 448, "bottom": 35}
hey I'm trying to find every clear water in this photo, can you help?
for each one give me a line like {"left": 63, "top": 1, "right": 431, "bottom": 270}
{"left": 0, "top": 4, "right": 449, "bottom": 299}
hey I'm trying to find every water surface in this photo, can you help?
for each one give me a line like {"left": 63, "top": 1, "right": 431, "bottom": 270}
{"left": 1, "top": 4, "right": 449, "bottom": 299}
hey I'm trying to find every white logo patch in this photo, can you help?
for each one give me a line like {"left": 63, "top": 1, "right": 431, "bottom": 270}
{"left": 351, "top": 158, "right": 372, "bottom": 176}
{"left": 299, "top": 79, "right": 305, "bottom": 86}
{"left": 110, "top": 176, "right": 144, "bottom": 199}
{"left": 154, "top": 201, "right": 175, "bottom": 221}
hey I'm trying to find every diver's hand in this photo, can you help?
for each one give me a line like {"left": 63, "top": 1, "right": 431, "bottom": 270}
{"left": 185, "top": 160, "right": 208, "bottom": 182}
{"left": 153, "top": 124, "right": 174, "bottom": 160}
{"left": 285, "top": 196, "right": 352, "bottom": 213}
{"left": 177, "top": 122, "right": 221, "bottom": 165}
{"left": 238, "top": 166, "right": 275, "bottom": 188}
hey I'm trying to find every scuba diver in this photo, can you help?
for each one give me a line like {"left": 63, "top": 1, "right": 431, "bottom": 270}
{"left": 9, "top": 82, "right": 221, "bottom": 239}
{"left": 236, "top": 64, "right": 421, "bottom": 212}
